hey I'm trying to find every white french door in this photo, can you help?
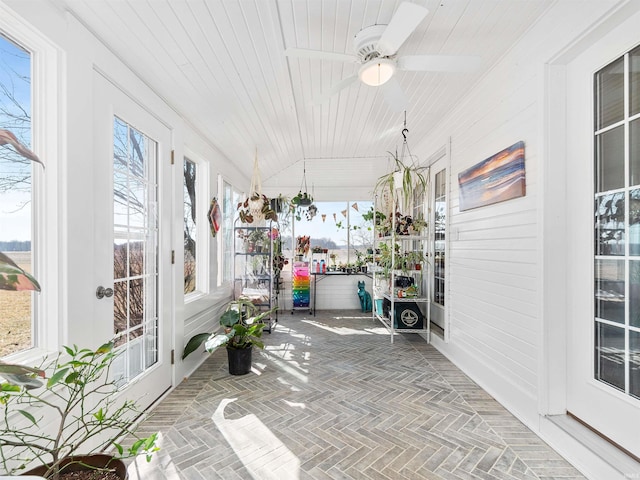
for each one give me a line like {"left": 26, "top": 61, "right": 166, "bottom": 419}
{"left": 429, "top": 158, "right": 447, "bottom": 334}
{"left": 93, "top": 73, "right": 172, "bottom": 410}
{"left": 566, "top": 30, "right": 640, "bottom": 457}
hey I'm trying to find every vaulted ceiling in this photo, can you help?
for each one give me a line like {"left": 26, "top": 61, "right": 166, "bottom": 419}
{"left": 57, "top": 0, "right": 553, "bottom": 199}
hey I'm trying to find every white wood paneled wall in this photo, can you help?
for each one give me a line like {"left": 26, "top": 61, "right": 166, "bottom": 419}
{"left": 414, "top": 1, "right": 623, "bottom": 427}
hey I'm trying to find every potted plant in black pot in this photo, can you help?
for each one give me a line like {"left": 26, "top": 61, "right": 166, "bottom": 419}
{"left": 182, "top": 300, "right": 276, "bottom": 375}
{"left": 0, "top": 341, "right": 159, "bottom": 479}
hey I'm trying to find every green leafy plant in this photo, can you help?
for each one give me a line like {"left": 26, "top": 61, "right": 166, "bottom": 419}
{"left": 361, "top": 207, "right": 387, "bottom": 227}
{"left": 0, "top": 341, "right": 159, "bottom": 479}
{"left": 182, "top": 300, "right": 277, "bottom": 359}
{"left": 374, "top": 153, "right": 428, "bottom": 213}
{"left": 247, "top": 228, "right": 267, "bottom": 244}
{"left": 290, "top": 191, "right": 313, "bottom": 207}
{"left": 237, "top": 193, "right": 278, "bottom": 224}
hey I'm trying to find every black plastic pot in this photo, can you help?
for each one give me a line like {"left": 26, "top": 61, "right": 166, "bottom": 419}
{"left": 270, "top": 198, "right": 283, "bottom": 213}
{"left": 21, "top": 453, "right": 128, "bottom": 479}
{"left": 227, "top": 345, "right": 253, "bottom": 375}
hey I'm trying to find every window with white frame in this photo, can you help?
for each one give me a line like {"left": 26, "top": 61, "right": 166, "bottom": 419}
{"left": 220, "top": 178, "right": 241, "bottom": 285}
{"left": 593, "top": 44, "right": 640, "bottom": 399}
{"left": 184, "top": 157, "right": 197, "bottom": 294}
{"left": 0, "top": 32, "right": 35, "bottom": 357}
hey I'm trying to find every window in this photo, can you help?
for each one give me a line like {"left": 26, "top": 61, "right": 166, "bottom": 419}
{"left": 112, "top": 117, "right": 159, "bottom": 383}
{"left": 593, "top": 44, "right": 640, "bottom": 399}
{"left": 432, "top": 169, "right": 446, "bottom": 307}
{"left": 291, "top": 200, "right": 373, "bottom": 269}
{"left": 220, "top": 179, "right": 241, "bottom": 285}
{"left": 184, "top": 158, "right": 196, "bottom": 294}
{"left": 0, "top": 33, "right": 34, "bottom": 357}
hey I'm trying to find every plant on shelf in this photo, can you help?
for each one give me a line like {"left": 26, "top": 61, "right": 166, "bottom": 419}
{"left": 295, "top": 235, "right": 310, "bottom": 259}
{"left": 361, "top": 206, "right": 387, "bottom": 229}
{"left": 247, "top": 228, "right": 267, "bottom": 253}
{"left": 409, "top": 214, "right": 428, "bottom": 235}
{"left": 0, "top": 341, "right": 159, "bottom": 479}
{"left": 182, "top": 299, "right": 277, "bottom": 375}
{"left": 403, "top": 250, "right": 426, "bottom": 272}
{"left": 376, "top": 241, "right": 403, "bottom": 277}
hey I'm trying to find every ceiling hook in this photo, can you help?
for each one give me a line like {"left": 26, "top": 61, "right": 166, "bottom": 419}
{"left": 402, "top": 127, "right": 408, "bottom": 141}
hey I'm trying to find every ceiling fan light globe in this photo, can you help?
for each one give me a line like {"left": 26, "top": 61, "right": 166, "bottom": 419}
{"left": 359, "top": 59, "right": 395, "bottom": 87}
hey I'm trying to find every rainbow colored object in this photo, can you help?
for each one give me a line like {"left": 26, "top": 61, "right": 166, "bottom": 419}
{"left": 292, "top": 261, "right": 310, "bottom": 308}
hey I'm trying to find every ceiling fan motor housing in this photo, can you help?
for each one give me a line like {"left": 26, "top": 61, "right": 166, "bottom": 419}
{"left": 353, "top": 25, "right": 387, "bottom": 62}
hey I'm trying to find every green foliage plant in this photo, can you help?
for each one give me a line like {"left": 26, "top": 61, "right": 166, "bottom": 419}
{"left": 374, "top": 153, "right": 428, "bottom": 214}
{"left": 0, "top": 341, "right": 159, "bottom": 479}
{"left": 182, "top": 300, "right": 277, "bottom": 359}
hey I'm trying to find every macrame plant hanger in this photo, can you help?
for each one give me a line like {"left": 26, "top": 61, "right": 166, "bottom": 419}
{"left": 248, "top": 148, "right": 266, "bottom": 221}
{"left": 250, "top": 148, "right": 262, "bottom": 197}
{"left": 297, "top": 162, "right": 312, "bottom": 206}
{"left": 395, "top": 111, "right": 418, "bottom": 213}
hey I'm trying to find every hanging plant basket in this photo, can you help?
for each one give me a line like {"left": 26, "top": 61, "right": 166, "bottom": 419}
{"left": 237, "top": 150, "right": 277, "bottom": 224}
{"left": 238, "top": 193, "right": 277, "bottom": 224}
{"left": 291, "top": 191, "right": 313, "bottom": 207}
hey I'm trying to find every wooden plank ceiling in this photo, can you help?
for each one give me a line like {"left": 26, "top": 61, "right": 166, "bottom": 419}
{"left": 57, "top": 0, "right": 553, "bottom": 200}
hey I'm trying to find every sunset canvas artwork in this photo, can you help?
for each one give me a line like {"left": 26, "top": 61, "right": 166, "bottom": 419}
{"left": 458, "top": 141, "right": 526, "bottom": 211}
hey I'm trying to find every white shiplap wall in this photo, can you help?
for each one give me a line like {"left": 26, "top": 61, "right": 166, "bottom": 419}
{"left": 413, "top": 0, "right": 624, "bottom": 428}
{"left": 279, "top": 271, "right": 372, "bottom": 312}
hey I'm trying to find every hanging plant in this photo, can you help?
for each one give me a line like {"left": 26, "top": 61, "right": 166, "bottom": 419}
{"left": 237, "top": 149, "right": 278, "bottom": 224}
{"left": 305, "top": 204, "right": 318, "bottom": 220}
{"left": 374, "top": 119, "right": 428, "bottom": 215}
{"left": 237, "top": 193, "right": 277, "bottom": 224}
{"left": 291, "top": 191, "right": 313, "bottom": 207}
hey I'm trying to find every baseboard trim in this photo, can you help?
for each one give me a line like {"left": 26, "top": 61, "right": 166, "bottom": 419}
{"left": 540, "top": 414, "right": 640, "bottom": 480}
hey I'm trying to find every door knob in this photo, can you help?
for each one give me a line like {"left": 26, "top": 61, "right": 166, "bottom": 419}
{"left": 96, "top": 286, "right": 114, "bottom": 299}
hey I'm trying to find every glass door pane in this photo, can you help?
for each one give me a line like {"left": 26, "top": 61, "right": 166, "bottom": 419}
{"left": 593, "top": 48, "right": 640, "bottom": 401}
{"left": 433, "top": 169, "right": 446, "bottom": 307}
{"left": 630, "top": 45, "right": 640, "bottom": 117}
{"left": 595, "top": 56, "right": 624, "bottom": 130}
{"left": 112, "top": 117, "right": 158, "bottom": 385}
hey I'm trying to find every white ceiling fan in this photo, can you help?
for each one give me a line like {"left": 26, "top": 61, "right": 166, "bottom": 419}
{"left": 285, "top": 2, "right": 481, "bottom": 111}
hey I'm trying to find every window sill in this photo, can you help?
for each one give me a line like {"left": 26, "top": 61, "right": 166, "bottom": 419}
{"left": 1, "top": 346, "right": 55, "bottom": 370}
{"left": 183, "top": 286, "right": 231, "bottom": 320}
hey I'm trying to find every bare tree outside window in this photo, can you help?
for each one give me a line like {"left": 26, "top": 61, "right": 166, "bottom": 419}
{"left": 111, "top": 117, "right": 159, "bottom": 383}
{"left": 0, "top": 34, "right": 33, "bottom": 357}
{"left": 184, "top": 158, "right": 196, "bottom": 294}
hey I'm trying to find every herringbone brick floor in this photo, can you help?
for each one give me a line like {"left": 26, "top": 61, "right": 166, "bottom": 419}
{"left": 128, "top": 310, "right": 584, "bottom": 480}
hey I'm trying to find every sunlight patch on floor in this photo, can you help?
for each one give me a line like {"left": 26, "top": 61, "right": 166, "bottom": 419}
{"left": 276, "top": 376, "right": 303, "bottom": 392}
{"left": 283, "top": 399, "right": 306, "bottom": 409}
{"left": 213, "top": 398, "right": 300, "bottom": 480}
{"left": 301, "top": 319, "right": 373, "bottom": 335}
{"left": 260, "top": 350, "right": 309, "bottom": 383}
{"left": 364, "top": 326, "right": 396, "bottom": 335}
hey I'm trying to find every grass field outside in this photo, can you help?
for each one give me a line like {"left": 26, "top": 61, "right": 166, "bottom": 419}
{"left": 0, "top": 251, "right": 32, "bottom": 357}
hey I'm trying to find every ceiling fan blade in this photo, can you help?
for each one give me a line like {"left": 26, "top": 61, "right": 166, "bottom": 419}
{"left": 381, "top": 77, "right": 407, "bottom": 112}
{"left": 285, "top": 48, "right": 357, "bottom": 64}
{"left": 313, "top": 74, "right": 359, "bottom": 105}
{"left": 376, "top": 2, "right": 429, "bottom": 57}
{"left": 398, "top": 55, "right": 482, "bottom": 72}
